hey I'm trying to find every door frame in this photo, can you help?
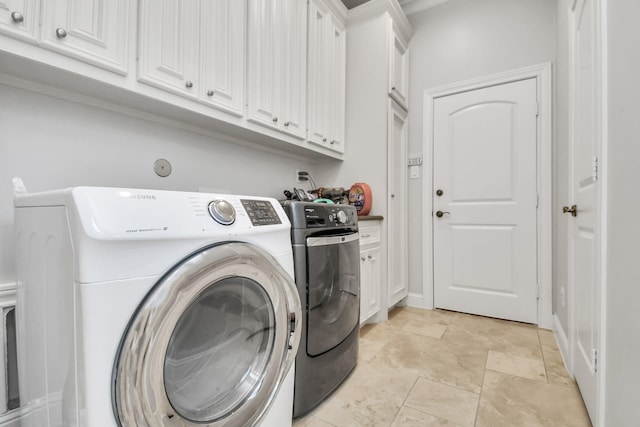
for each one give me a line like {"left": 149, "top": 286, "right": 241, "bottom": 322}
{"left": 418, "top": 63, "right": 553, "bottom": 328}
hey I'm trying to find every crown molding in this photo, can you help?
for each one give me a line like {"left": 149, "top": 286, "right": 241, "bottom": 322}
{"left": 399, "top": 0, "right": 449, "bottom": 16}
{"left": 347, "top": 0, "right": 413, "bottom": 41}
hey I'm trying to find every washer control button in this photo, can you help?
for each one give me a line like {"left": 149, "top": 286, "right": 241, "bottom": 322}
{"left": 336, "top": 210, "right": 348, "bottom": 224}
{"left": 208, "top": 199, "right": 236, "bottom": 225}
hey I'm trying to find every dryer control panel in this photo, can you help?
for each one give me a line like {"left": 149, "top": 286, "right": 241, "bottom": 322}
{"left": 281, "top": 201, "right": 358, "bottom": 229}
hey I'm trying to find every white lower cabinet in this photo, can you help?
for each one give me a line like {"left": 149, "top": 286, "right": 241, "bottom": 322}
{"left": 359, "top": 222, "right": 382, "bottom": 324}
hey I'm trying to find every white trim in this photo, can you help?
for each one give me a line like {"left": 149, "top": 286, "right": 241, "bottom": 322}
{"left": 347, "top": 0, "right": 413, "bottom": 42}
{"left": 553, "top": 313, "right": 572, "bottom": 376}
{"left": 323, "top": 0, "right": 349, "bottom": 22}
{"left": 400, "top": 0, "right": 450, "bottom": 16}
{"left": 421, "top": 63, "right": 553, "bottom": 328}
{"left": 597, "top": 0, "right": 609, "bottom": 425}
{"left": 0, "top": 284, "right": 17, "bottom": 293}
{"left": 406, "top": 292, "right": 430, "bottom": 309}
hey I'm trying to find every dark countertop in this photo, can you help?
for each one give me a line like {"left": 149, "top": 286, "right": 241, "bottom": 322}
{"left": 358, "top": 215, "right": 384, "bottom": 221}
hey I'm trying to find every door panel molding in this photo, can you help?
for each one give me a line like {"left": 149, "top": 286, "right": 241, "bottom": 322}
{"left": 421, "top": 62, "right": 553, "bottom": 328}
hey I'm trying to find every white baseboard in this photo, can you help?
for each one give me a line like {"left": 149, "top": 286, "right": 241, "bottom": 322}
{"left": 406, "top": 292, "right": 432, "bottom": 309}
{"left": 553, "top": 313, "right": 573, "bottom": 376}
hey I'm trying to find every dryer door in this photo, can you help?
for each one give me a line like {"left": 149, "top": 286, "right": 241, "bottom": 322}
{"left": 113, "top": 243, "right": 301, "bottom": 427}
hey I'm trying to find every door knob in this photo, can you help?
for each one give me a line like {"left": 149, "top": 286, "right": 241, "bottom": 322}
{"left": 563, "top": 205, "right": 577, "bottom": 217}
{"left": 435, "top": 211, "right": 450, "bottom": 218}
{"left": 436, "top": 189, "right": 444, "bottom": 196}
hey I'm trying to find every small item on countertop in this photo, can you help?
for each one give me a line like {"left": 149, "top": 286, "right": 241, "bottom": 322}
{"left": 315, "top": 187, "right": 347, "bottom": 204}
{"left": 348, "top": 182, "right": 372, "bottom": 215}
{"left": 313, "top": 198, "right": 335, "bottom": 204}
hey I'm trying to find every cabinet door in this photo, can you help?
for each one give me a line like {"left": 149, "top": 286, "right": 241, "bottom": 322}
{"left": 247, "top": 0, "right": 280, "bottom": 129}
{"left": 327, "top": 16, "right": 345, "bottom": 153}
{"left": 41, "top": 0, "right": 129, "bottom": 74}
{"left": 359, "top": 249, "right": 369, "bottom": 324}
{"left": 199, "top": 0, "right": 244, "bottom": 116}
{"left": 364, "top": 247, "right": 381, "bottom": 321}
{"left": 306, "top": 0, "right": 330, "bottom": 146}
{"left": 138, "top": 0, "right": 199, "bottom": 98}
{"left": 389, "top": 30, "right": 409, "bottom": 109}
{"left": 388, "top": 100, "right": 409, "bottom": 307}
{"left": 279, "top": 0, "right": 307, "bottom": 139}
{"left": 0, "top": 0, "right": 38, "bottom": 42}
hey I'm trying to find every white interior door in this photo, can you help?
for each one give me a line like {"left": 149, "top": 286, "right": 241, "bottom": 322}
{"left": 433, "top": 78, "right": 538, "bottom": 323}
{"left": 569, "top": 0, "right": 601, "bottom": 422}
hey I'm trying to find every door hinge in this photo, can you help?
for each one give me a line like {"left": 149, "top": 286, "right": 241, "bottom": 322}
{"left": 536, "top": 101, "right": 540, "bottom": 117}
{"left": 592, "top": 348, "right": 598, "bottom": 373}
{"left": 593, "top": 156, "right": 599, "bottom": 181}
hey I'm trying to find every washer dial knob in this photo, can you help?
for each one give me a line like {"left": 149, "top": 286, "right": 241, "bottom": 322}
{"left": 336, "top": 210, "right": 348, "bottom": 224}
{"left": 208, "top": 199, "right": 236, "bottom": 225}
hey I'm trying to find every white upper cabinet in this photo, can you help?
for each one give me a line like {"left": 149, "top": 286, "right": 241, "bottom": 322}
{"left": 306, "top": 0, "right": 330, "bottom": 146}
{"left": 139, "top": 0, "right": 244, "bottom": 115}
{"left": 41, "top": 0, "right": 130, "bottom": 74}
{"left": 389, "top": 27, "right": 409, "bottom": 110}
{"left": 199, "top": 0, "right": 244, "bottom": 116}
{"left": 280, "top": 0, "right": 307, "bottom": 138}
{"left": 138, "top": 0, "right": 200, "bottom": 99}
{"left": 328, "top": 15, "right": 346, "bottom": 152}
{"left": 247, "top": 0, "right": 307, "bottom": 139}
{"left": 0, "top": 0, "right": 38, "bottom": 42}
{"left": 307, "top": 0, "right": 345, "bottom": 153}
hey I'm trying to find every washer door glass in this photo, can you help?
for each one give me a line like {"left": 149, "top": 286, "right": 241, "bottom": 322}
{"left": 164, "top": 277, "right": 275, "bottom": 422}
{"left": 113, "top": 243, "right": 301, "bottom": 427}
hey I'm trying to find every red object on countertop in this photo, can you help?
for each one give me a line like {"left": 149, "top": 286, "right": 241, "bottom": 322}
{"left": 348, "top": 182, "right": 372, "bottom": 215}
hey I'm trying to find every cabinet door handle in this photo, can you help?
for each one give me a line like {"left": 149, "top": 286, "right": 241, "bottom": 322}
{"left": 367, "top": 255, "right": 372, "bottom": 259}
{"left": 361, "top": 234, "right": 370, "bottom": 238}
{"left": 207, "top": 89, "right": 214, "bottom": 97}
{"left": 185, "top": 81, "right": 193, "bottom": 89}
{"left": 284, "top": 121, "right": 290, "bottom": 127}
{"left": 272, "top": 117, "right": 278, "bottom": 123}
{"left": 361, "top": 257, "right": 366, "bottom": 261}
{"left": 11, "top": 11, "right": 24, "bottom": 24}
{"left": 322, "top": 137, "right": 327, "bottom": 142}
{"left": 56, "top": 28, "right": 67, "bottom": 38}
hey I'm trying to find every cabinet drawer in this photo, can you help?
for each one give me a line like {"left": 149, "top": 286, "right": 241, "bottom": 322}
{"left": 359, "top": 225, "right": 380, "bottom": 245}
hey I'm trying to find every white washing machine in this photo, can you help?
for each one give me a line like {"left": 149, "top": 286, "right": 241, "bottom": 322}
{"left": 13, "top": 183, "right": 301, "bottom": 427}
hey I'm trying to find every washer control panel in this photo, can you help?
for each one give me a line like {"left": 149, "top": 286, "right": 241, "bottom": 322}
{"left": 240, "top": 199, "right": 282, "bottom": 226}
{"left": 208, "top": 199, "right": 236, "bottom": 225}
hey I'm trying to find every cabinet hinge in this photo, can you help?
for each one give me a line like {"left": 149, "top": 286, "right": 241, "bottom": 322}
{"left": 592, "top": 348, "right": 598, "bottom": 373}
{"left": 536, "top": 193, "right": 539, "bottom": 208}
{"left": 593, "top": 156, "right": 599, "bottom": 181}
{"left": 536, "top": 101, "right": 540, "bottom": 117}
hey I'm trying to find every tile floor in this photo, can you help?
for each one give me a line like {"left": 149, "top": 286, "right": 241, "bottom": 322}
{"left": 293, "top": 306, "right": 592, "bottom": 427}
